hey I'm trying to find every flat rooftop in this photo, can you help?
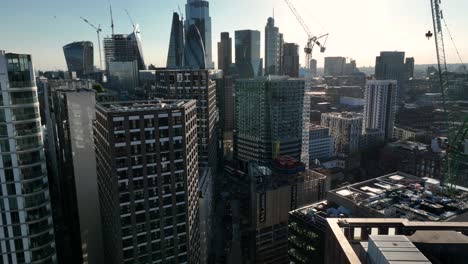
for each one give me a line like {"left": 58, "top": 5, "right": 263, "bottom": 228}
{"left": 97, "top": 100, "right": 194, "bottom": 113}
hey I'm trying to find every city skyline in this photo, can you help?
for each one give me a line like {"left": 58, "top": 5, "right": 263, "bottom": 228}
{"left": 1, "top": 0, "right": 467, "bottom": 70}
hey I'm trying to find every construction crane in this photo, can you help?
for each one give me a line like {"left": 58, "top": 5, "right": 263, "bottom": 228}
{"left": 428, "top": 0, "right": 468, "bottom": 189}
{"left": 80, "top": 17, "right": 103, "bottom": 70}
{"left": 284, "top": 0, "right": 329, "bottom": 69}
{"left": 125, "top": 9, "right": 136, "bottom": 30}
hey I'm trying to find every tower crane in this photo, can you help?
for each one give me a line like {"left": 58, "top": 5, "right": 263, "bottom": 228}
{"left": 125, "top": 9, "right": 136, "bottom": 30}
{"left": 284, "top": 0, "right": 329, "bottom": 69}
{"left": 428, "top": 0, "right": 468, "bottom": 189}
{"left": 80, "top": 17, "right": 103, "bottom": 70}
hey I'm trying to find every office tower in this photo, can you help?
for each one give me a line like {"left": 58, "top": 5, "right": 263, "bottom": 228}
{"left": 216, "top": 76, "right": 235, "bottom": 135}
{"left": 42, "top": 85, "right": 103, "bottom": 264}
{"left": 167, "top": 12, "right": 185, "bottom": 69}
{"left": 103, "top": 29, "right": 146, "bottom": 71}
{"left": 0, "top": 51, "right": 57, "bottom": 263}
{"left": 375, "top": 51, "right": 406, "bottom": 102}
{"left": 185, "top": 0, "right": 213, "bottom": 68}
{"left": 405, "top": 57, "right": 415, "bottom": 78}
{"left": 279, "top": 33, "right": 284, "bottom": 74}
{"left": 235, "top": 30, "right": 263, "bottom": 78}
{"left": 184, "top": 24, "right": 207, "bottom": 69}
{"left": 63, "top": 41, "right": 94, "bottom": 78}
{"left": 217, "top": 32, "right": 232, "bottom": 72}
{"left": 95, "top": 100, "right": 200, "bottom": 264}
{"left": 265, "top": 17, "right": 282, "bottom": 75}
{"left": 234, "top": 77, "right": 305, "bottom": 163}
{"left": 309, "top": 125, "right": 334, "bottom": 161}
{"left": 282, "top": 43, "right": 300, "bottom": 78}
{"left": 343, "top": 59, "right": 357, "bottom": 75}
{"left": 324, "top": 57, "right": 346, "bottom": 76}
{"left": 153, "top": 69, "right": 217, "bottom": 263}
{"left": 310, "top": 59, "right": 317, "bottom": 77}
{"left": 107, "top": 60, "right": 139, "bottom": 100}
{"left": 321, "top": 112, "right": 362, "bottom": 154}
{"left": 241, "top": 158, "right": 327, "bottom": 263}
{"left": 363, "top": 80, "right": 397, "bottom": 140}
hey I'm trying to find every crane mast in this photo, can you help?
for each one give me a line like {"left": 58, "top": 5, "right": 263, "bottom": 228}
{"left": 80, "top": 17, "right": 103, "bottom": 70}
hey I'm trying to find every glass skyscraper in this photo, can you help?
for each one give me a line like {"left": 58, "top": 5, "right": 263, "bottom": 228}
{"left": 185, "top": 0, "right": 213, "bottom": 69}
{"left": 184, "top": 24, "right": 206, "bottom": 69}
{"left": 103, "top": 27, "right": 146, "bottom": 72}
{"left": 63, "top": 41, "right": 94, "bottom": 78}
{"left": 265, "top": 17, "right": 282, "bottom": 76}
{"left": 235, "top": 30, "right": 263, "bottom": 78}
{"left": 167, "top": 12, "right": 185, "bottom": 69}
{"left": 0, "top": 51, "right": 57, "bottom": 263}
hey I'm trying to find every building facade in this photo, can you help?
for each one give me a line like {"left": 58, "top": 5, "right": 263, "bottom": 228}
{"left": 185, "top": 0, "right": 213, "bottom": 68}
{"left": 108, "top": 60, "right": 139, "bottom": 100}
{"left": 309, "top": 125, "right": 334, "bottom": 161}
{"left": 321, "top": 112, "right": 363, "bottom": 154}
{"left": 235, "top": 30, "right": 263, "bottom": 78}
{"left": 234, "top": 77, "right": 305, "bottom": 163}
{"left": 0, "top": 51, "right": 57, "bottom": 263}
{"left": 282, "top": 43, "right": 300, "bottom": 78}
{"left": 167, "top": 12, "right": 185, "bottom": 69}
{"left": 217, "top": 32, "right": 232, "bottom": 73}
{"left": 104, "top": 31, "right": 146, "bottom": 71}
{"left": 375, "top": 51, "right": 406, "bottom": 102}
{"left": 265, "top": 17, "right": 282, "bottom": 76}
{"left": 63, "top": 41, "right": 94, "bottom": 78}
{"left": 95, "top": 100, "right": 200, "bottom": 264}
{"left": 363, "top": 80, "right": 398, "bottom": 140}
{"left": 324, "top": 57, "right": 346, "bottom": 76}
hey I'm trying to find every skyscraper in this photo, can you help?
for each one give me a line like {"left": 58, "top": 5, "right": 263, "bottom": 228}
{"left": 235, "top": 30, "right": 263, "bottom": 78}
{"left": 363, "top": 80, "right": 398, "bottom": 140}
{"left": 184, "top": 24, "right": 206, "bottom": 69}
{"left": 234, "top": 76, "right": 305, "bottom": 163}
{"left": 405, "top": 57, "right": 415, "bottom": 79}
{"left": 95, "top": 100, "right": 200, "bottom": 264}
{"left": 324, "top": 57, "right": 346, "bottom": 76}
{"left": 103, "top": 28, "right": 146, "bottom": 71}
{"left": 217, "top": 32, "right": 232, "bottom": 72}
{"left": 63, "top": 41, "right": 94, "bottom": 78}
{"left": 185, "top": 0, "right": 213, "bottom": 68}
{"left": 310, "top": 59, "right": 318, "bottom": 77}
{"left": 375, "top": 51, "right": 406, "bottom": 102}
{"left": 321, "top": 112, "right": 363, "bottom": 154}
{"left": 282, "top": 43, "right": 300, "bottom": 78}
{"left": 167, "top": 12, "right": 185, "bottom": 69}
{"left": 0, "top": 51, "right": 57, "bottom": 263}
{"left": 107, "top": 60, "right": 139, "bottom": 100}
{"left": 265, "top": 17, "right": 282, "bottom": 75}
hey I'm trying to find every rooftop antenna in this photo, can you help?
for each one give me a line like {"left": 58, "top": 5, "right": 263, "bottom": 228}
{"left": 109, "top": 3, "right": 115, "bottom": 35}
{"left": 125, "top": 9, "right": 136, "bottom": 30}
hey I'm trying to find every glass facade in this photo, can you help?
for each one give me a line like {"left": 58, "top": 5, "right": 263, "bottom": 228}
{"left": 63, "top": 41, "right": 94, "bottom": 78}
{"left": 167, "top": 12, "right": 185, "bottom": 69}
{"left": 235, "top": 30, "right": 263, "bottom": 78}
{"left": 184, "top": 24, "right": 206, "bottom": 70}
{"left": 0, "top": 52, "right": 56, "bottom": 263}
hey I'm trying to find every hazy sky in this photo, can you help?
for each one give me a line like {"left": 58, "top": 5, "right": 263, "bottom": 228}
{"left": 1, "top": 0, "right": 467, "bottom": 70}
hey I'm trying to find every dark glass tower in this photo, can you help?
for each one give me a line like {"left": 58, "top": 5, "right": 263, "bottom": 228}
{"left": 375, "top": 51, "right": 406, "bottom": 103}
{"left": 217, "top": 32, "right": 232, "bottom": 72}
{"left": 235, "top": 30, "right": 263, "bottom": 78}
{"left": 265, "top": 17, "right": 281, "bottom": 75}
{"left": 283, "top": 43, "right": 300, "bottom": 78}
{"left": 63, "top": 41, "right": 94, "bottom": 78}
{"left": 167, "top": 12, "right": 185, "bottom": 68}
{"left": 184, "top": 24, "right": 206, "bottom": 69}
{"left": 185, "top": 0, "right": 213, "bottom": 68}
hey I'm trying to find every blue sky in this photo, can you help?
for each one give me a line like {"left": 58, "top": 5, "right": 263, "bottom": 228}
{"left": 1, "top": 0, "right": 467, "bottom": 70}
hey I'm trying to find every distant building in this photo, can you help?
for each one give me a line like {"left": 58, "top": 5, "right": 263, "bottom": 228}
{"left": 343, "top": 59, "right": 357, "bottom": 75}
{"left": 184, "top": 24, "right": 207, "bottom": 69}
{"left": 0, "top": 51, "right": 57, "bottom": 263}
{"left": 324, "top": 57, "right": 346, "bottom": 76}
{"left": 309, "top": 125, "right": 334, "bottom": 161}
{"left": 393, "top": 126, "right": 427, "bottom": 141}
{"left": 375, "top": 51, "right": 406, "bottom": 102}
{"left": 217, "top": 32, "right": 232, "bottom": 72}
{"left": 360, "top": 129, "right": 385, "bottom": 149}
{"left": 166, "top": 12, "right": 185, "bottom": 68}
{"left": 235, "top": 30, "right": 263, "bottom": 78}
{"left": 95, "top": 100, "right": 200, "bottom": 264}
{"left": 282, "top": 43, "right": 300, "bottom": 78}
{"left": 234, "top": 77, "right": 305, "bottom": 163}
{"left": 363, "top": 80, "right": 398, "bottom": 140}
{"left": 310, "top": 59, "right": 318, "bottom": 77}
{"left": 63, "top": 41, "right": 94, "bottom": 78}
{"left": 107, "top": 60, "right": 139, "bottom": 100}
{"left": 185, "top": 0, "right": 213, "bottom": 68}
{"left": 103, "top": 29, "right": 146, "bottom": 71}
{"left": 265, "top": 17, "right": 282, "bottom": 75}
{"left": 405, "top": 57, "right": 415, "bottom": 78}
{"left": 321, "top": 112, "right": 363, "bottom": 154}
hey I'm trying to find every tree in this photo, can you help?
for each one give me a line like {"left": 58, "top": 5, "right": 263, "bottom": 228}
{"left": 93, "top": 83, "right": 105, "bottom": 93}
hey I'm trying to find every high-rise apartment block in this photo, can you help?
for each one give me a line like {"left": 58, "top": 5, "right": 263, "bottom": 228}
{"left": 94, "top": 100, "right": 200, "bottom": 264}
{"left": 217, "top": 32, "right": 232, "bottom": 73}
{"left": 235, "top": 30, "right": 263, "bottom": 78}
{"left": 0, "top": 51, "right": 57, "bottom": 263}
{"left": 185, "top": 0, "right": 213, "bottom": 68}
{"left": 282, "top": 43, "right": 300, "bottom": 78}
{"left": 234, "top": 77, "right": 305, "bottom": 163}
{"left": 265, "top": 17, "right": 282, "bottom": 75}
{"left": 375, "top": 51, "right": 407, "bottom": 102}
{"left": 324, "top": 57, "right": 346, "bottom": 76}
{"left": 363, "top": 80, "right": 397, "bottom": 140}
{"left": 321, "top": 112, "right": 363, "bottom": 154}
{"left": 63, "top": 41, "right": 94, "bottom": 78}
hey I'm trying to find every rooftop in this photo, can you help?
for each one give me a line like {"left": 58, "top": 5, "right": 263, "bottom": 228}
{"left": 97, "top": 100, "right": 194, "bottom": 113}
{"left": 322, "top": 112, "right": 363, "bottom": 120}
